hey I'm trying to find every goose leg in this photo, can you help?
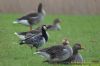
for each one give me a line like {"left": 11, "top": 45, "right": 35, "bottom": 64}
{"left": 30, "top": 25, "right": 32, "bottom": 31}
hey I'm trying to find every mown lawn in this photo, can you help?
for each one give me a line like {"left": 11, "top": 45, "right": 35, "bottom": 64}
{"left": 0, "top": 13, "right": 100, "bottom": 66}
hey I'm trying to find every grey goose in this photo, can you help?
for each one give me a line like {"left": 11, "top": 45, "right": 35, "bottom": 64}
{"left": 19, "top": 25, "right": 48, "bottom": 50}
{"left": 60, "top": 43, "right": 84, "bottom": 64}
{"left": 13, "top": 3, "right": 46, "bottom": 31}
{"left": 46, "top": 18, "right": 62, "bottom": 30}
{"left": 14, "top": 25, "right": 49, "bottom": 40}
{"left": 34, "top": 39, "right": 73, "bottom": 63}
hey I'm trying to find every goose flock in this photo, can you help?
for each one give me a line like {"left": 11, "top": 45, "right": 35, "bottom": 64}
{"left": 13, "top": 3, "right": 84, "bottom": 64}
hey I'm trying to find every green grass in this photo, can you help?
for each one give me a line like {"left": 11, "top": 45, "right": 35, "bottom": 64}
{"left": 0, "top": 13, "right": 100, "bottom": 66}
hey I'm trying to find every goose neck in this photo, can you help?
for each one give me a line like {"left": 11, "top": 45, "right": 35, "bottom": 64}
{"left": 42, "top": 28, "right": 48, "bottom": 42}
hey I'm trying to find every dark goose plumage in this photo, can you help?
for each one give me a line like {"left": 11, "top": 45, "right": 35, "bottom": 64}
{"left": 14, "top": 28, "right": 41, "bottom": 40}
{"left": 13, "top": 3, "right": 46, "bottom": 31}
{"left": 60, "top": 43, "right": 84, "bottom": 64}
{"left": 19, "top": 25, "right": 48, "bottom": 49}
{"left": 35, "top": 18, "right": 62, "bottom": 31}
{"left": 46, "top": 18, "right": 62, "bottom": 30}
{"left": 34, "top": 39, "right": 73, "bottom": 63}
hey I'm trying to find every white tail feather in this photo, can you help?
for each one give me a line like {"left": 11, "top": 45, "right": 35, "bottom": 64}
{"left": 13, "top": 21, "right": 18, "bottom": 24}
{"left": 14, "top": 32, "right": 19, "bottom": 36}
{"left": 14, "top": 32, "right": 25, "bottom": 40}
{"left": 33, "top": 52, "right": 41, "bottom": 54}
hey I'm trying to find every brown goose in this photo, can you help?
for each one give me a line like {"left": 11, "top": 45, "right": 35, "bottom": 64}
{"left": 60, "top": 43, "right": 84, "bottom": 64}
{"left": 34, "top": 39, "right": 73, "bottom": 63}
{"left": 13, "top": 3, "right": 46, "bottom": 31}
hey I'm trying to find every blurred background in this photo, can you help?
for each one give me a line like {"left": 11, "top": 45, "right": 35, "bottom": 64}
{"left": 0, "top": 0, "right": 100, "bottom": 15}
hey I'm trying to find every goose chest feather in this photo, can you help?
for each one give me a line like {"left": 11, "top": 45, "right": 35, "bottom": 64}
{"left": 19, "top": 25, "right": 48, "bottom": 49}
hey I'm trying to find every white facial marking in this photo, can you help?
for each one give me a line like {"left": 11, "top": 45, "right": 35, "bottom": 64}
{"left": 43, "top": 26, "right": 47, "bottom": 30}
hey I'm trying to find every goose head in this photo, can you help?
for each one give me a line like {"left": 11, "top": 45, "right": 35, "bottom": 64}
{"left": 41, "top": 25, "right": 48, "bottom": 42}
{"left": 53, "top": 18, "right": 61, "bottom": 25}
{"left": 38, "top": 3, "right": 46, "bottom": 15}
{"left": 62, "top": 39, "right": 69, "bottom": 46}
{"left": 41, "top": 25, "right": 47, "bottom": 30}
{"left": 53, "top": 18, "right": 61, "bottom": 30}
{"left": 73, "top": 43, "right": 84, "bottom": 55}
{"left": 73, "top": 43, "right": 84, "bottom": 50}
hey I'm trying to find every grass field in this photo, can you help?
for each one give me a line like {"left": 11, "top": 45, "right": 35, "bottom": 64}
{"left": 0, "top": 13, "right": 100, "bottom": 66}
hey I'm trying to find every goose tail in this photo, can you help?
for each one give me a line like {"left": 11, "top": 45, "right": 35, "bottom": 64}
{"left": 13, "top": 20, "right": 18, "bottom": 24}
{"left": 14, "top": 32, "right": 25, "bottom": 40}
{"left": 33, "top": 52, "right": 41, "bottom": 55}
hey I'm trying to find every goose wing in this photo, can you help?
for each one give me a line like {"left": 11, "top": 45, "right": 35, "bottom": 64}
{"left": 18, "top": 13, "right": 39, "bottom": 20}
{"left": 17, "top": 29, "right": 41, "bottom": 36}
{"left": 44, "top": 45, "right": 66, "bottom": 58}
{"left": 17, "top": 32, "right": 28, "bottom": 36}
{"left": 25, "top": 34, "right": 45, "bottom": 48}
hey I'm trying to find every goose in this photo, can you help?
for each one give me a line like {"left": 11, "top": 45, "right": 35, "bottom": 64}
{"left": 36, "top": 18, "right": 62, "bottom": 31}
{"left": 61, "top": 43, "right": 84, "bottom": 64}
{"left": 46, "top": 18, "right": 62, "bottom": 30}
{"left": 34, "top": 39, "right": 73, "bottom": 63}
{"left": 14, "top": 25, "right": 49, "bottom": 40}
{"left": 19, "top": 25, "right": 48, "bottom": 50}
{"left": 13, "top": 3, "right": 46, "bottom": 31}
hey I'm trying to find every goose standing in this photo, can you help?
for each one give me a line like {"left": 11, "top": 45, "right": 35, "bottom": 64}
{"left": 13, "top": 3, "right": 46, "bottom": 31}
{"left": 34, "top": 39, "right": 73, "bottom": 63}
{"left": 19, "top": 25, "right": 48, "bottom": 50}
{"left": 61, "top": 43, "right": 84, "bottom": 64}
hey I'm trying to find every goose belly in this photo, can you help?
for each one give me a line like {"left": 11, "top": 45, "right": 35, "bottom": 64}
{"left": 74, "top": 53, "right": 83, "bottom": 63}
{"left": 28, "top": 37, "right": 46, "bottom": 48}
{"left": 36, "top": 52, "right": 51, "bottom": 60}
{"left": 18, "top": 20, "right": 30, "bottom": 26}
{"left": 56, "top": 24, "right": 61, "bottom": 30}
{"left": 56, "top": 49, "right": 71, "bottom": 61}
{"left": 39, "top": 38, "right": 46, "bottom": 46}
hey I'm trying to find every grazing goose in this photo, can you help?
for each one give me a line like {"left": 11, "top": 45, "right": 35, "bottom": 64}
{"left": 13, "top": 3, "right": 46, "bottom": 31}
{"left": 61, "top": 43, "right": 84, "bottom": 64}
{"left": 19, "top": 25, "right": 48, "bottom": 50}
{"left": 34, "top": 39, "right": 73, "bottom": 63}
{"left": 46, "top": 18, "right": 61, "bottom": 30}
